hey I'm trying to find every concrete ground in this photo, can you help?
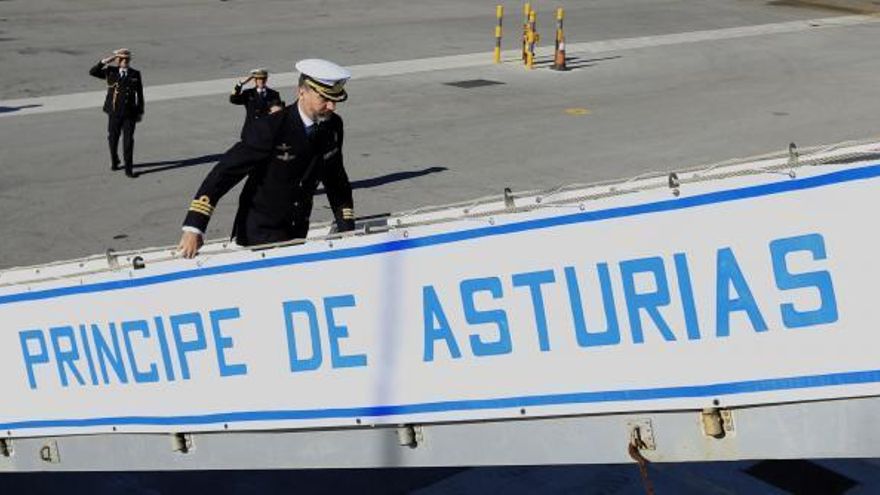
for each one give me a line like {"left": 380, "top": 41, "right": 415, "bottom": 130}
{"left": 787, "top": 0, "right": 880, "bottom": 13}
{"left": 1, "top": 0, "right": 878, "bottom": 269}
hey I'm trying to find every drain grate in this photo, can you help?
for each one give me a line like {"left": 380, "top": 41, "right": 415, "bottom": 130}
{"left": 745, "top": 460, "right": 858, "bottom": 495}
{"left": 444, "top": 79, "right": 505, "bottom": 89}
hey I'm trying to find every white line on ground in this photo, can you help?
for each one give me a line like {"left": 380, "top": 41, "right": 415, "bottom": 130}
{"left": 0, "top": 14, "right": 875, "bottom": 118}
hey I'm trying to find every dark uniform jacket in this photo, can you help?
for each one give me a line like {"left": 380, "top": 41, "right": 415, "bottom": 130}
{"left": 89, "top": 62, "right": 145, "bottom": 118}
{"left": 230, "top": 86, "right": 281, "bottom": 141}
{"left": 183, "top": 104, "right": 354, "bottom": 246}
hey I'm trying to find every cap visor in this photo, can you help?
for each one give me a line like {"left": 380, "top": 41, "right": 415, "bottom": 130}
{"left": 323, "top": 90, "right": 347, "bottom": 102}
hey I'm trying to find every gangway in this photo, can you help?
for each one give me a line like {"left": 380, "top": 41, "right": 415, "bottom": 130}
{"left": 2, "top": 139, "right": 880, "bottom": 471}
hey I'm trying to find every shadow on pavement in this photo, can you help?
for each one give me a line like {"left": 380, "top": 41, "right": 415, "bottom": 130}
{"left": 133, "top": 154, "right": 224, "bottom": 175}
{"left": 132, "top": 159, "right": 448, "bottom": 186}
{"left": 0, "top": 104, "right": 42, "bottom": 114}
{"left": 533, "top": 55, "right": 622, "bottom": 70}
{"left": 318, "top": 166, "right": 448, "bottom": 194}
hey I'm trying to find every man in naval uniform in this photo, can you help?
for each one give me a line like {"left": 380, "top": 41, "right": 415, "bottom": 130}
{"left": 229, "top": 68, "right": 281, "bottom": 141}
{"left": 177, "top": 59, "right": 355, "bottom": 258}
{"left": 89, "top": 48, "right": 145, "bottom": 178}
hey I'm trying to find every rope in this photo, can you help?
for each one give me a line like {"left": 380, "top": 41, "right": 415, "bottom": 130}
{"left": 628, "top": 435, "right": 656, "bottom": 495}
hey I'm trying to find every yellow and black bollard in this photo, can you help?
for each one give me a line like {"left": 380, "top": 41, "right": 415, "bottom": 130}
{"left": 526, "top": 9, "right": 538, "bottom": 69}
{"left": 522, "top": 3, "right": 531, "bottom": 63}
{"left": 552, "top": 7, "right": 568, "bottom": 70}
{"left": 494, "top": 5, "right": 504, "bottom": 64}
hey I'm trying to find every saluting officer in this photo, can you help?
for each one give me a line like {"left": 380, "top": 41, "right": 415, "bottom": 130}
{"left": 177, "top": 59, "right": 356, "bottom": 258}
{"left": 229, "top": 68, "right": 281, "bottom": 141}
{"left": 89, "top": 48, "right": 145, "bottom": 178}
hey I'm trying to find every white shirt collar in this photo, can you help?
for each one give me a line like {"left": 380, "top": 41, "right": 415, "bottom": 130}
{"left": 297, "top": 100, "right": 314, "bottom": 128}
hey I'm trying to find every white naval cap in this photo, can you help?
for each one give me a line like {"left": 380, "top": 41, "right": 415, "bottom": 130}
{"left": 295, "top": 58, "right": 351, "bottom": 102}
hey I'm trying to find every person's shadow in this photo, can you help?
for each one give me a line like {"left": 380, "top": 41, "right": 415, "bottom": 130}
{"left": 316, "top": 166, "right": 448, "bottom": 194}
{"left": 133, "top": 154, "right": 224, "bottom": 175}
{"left": 131, "top": 157, "right": 447, "bottom": 188}
{"left": 0, "top": 104, "right": 42, "bottom": 114}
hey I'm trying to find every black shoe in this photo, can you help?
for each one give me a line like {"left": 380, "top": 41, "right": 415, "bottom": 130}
{"left": 126, "top": 171, "right": 139, "bottom": 178}
{"left": 111, "top": 163, "right": 121, "bottom": 171}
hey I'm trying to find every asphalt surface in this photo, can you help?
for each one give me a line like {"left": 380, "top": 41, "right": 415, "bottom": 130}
{"left": 1, "top": 0, "right": 878, "bottom": 269}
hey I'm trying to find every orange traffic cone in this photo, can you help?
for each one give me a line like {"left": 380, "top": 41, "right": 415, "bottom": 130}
{"left": 552, "top": 8, "right": 567, "bottom": 71}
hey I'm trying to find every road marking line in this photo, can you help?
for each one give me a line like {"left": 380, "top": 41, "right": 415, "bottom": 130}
{"left": 565, "top": 108, "right": 591, "bottom": 116}
{"left": 0, "top": 15, "right": 876, "bottom": 118}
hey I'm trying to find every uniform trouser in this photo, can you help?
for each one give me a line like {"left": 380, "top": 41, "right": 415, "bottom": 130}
{"left": 107, "top": 114, "right": 137, "bottom": 173}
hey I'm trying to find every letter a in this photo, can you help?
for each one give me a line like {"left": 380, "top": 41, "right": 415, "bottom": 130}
{"left": 423, "top": 286, "right": 462, "bottom": 362}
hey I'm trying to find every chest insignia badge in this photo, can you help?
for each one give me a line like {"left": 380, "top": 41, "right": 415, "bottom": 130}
{"left": 276, "top": 143, "right": 296, "bottom": 162}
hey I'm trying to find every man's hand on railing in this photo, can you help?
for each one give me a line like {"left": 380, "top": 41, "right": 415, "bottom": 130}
{"left": 177, "top": 231, "right": 203, "bottom": 259}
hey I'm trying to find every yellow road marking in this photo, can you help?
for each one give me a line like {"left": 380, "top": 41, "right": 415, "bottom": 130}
{"left": 565, "top": 107, "right": 591, "bottom": 116}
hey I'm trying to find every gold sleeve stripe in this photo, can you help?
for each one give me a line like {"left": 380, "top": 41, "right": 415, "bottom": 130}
{"left": 189, "top": 204, "right": 213, "bottom": 216}
{"left": 189, "top": 196, "right": 214, "bottom": 216}
{"left": 189, "top": 203, "right": 213, "bottom": 214}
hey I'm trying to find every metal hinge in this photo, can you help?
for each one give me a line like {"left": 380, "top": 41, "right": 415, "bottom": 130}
{"left": 504, "top": 187, "right": 515, "bottom": 209}
{"left": 397, "top": 424, "right": 424, "bottom": 448}
{"left": 668, "top": 172, "right": 681, "bottom": 197}
{"left": 701, "top": 407, "right": 735, "bottom": 438}
{"left": 627, "top": 419, "right": 656, "bottom": 451}
{"left": 106, "top": 249, "right": 120, "bottom": 270}
{"left": 171, "top": 432, "right": 194, "bottom": 454}
{"left": 39, "top": 440, "right": 60, "bottom": 464}
{"left": 787, "top": 142, "right": 799, "bottom": 178}
{"left": 0, "top": 438, "right": 12, "bottom": 457}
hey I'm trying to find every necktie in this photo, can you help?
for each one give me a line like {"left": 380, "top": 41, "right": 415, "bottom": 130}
{"left": 120, "top": 70, "right": 127, "bottom": 79}
{"left": 305, "top": 124, "right": 315, "bottom": 137}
